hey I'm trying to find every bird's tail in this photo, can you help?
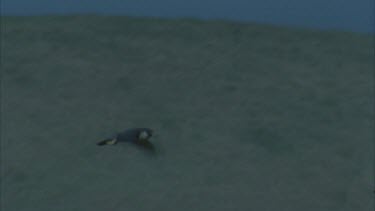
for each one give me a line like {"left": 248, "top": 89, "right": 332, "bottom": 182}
{"left": 97, "top": 138, "right": 117, "bottom": 146}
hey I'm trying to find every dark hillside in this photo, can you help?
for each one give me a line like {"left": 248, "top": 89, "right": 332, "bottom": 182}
{"left": 1, "top": 15, "right": 374, "bottom": 211}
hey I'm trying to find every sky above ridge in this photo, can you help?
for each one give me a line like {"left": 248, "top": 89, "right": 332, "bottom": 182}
{"left": 2, "top": 0, "right": 374, "bottom": 33}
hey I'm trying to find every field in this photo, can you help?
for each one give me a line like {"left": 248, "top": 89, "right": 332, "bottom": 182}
{"left": 1, "top": 15, "right": 374, "bottom": 211}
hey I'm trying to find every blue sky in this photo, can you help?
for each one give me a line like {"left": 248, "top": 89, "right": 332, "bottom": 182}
{"left": 2, "top": 0, "right": 374, "bottom": 33}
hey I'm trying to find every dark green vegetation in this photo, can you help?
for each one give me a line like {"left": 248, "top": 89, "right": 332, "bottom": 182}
{"left": 1, "top": 15, "right": 374, "bottom": 211}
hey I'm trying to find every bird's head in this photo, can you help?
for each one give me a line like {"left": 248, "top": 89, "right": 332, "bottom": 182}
{"left": 138, "top": 130, "right": 151, "bottom": 140}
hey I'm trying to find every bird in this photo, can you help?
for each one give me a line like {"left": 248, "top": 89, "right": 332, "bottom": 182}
{"left": 97, "top": 128, "right": 155, "bottom": 151}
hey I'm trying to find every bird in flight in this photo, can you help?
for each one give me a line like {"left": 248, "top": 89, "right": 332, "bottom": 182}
{"left": 97, "top": 128, "right": 155, "bottom": 151}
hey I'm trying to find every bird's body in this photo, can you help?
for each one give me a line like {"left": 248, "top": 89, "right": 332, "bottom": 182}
{"left": 97, "top": 128, "right": 153, "bottom": 147}
{"left": 117, "top": 128, "right": 152, "bottom": 144}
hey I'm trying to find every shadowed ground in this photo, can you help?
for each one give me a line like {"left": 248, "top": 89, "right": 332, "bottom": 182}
{"left": 1, "top": 15, "right": 374, "bottom": 211}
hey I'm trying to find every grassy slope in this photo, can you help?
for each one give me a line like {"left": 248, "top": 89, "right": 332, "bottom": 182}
{"left": 1, "top": 15, "right": 374, "bottom": 211}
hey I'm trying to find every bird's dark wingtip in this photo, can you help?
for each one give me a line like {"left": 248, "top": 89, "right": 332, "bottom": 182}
{"left": 97, "top": 141, "right": 107, "bottom": 146}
